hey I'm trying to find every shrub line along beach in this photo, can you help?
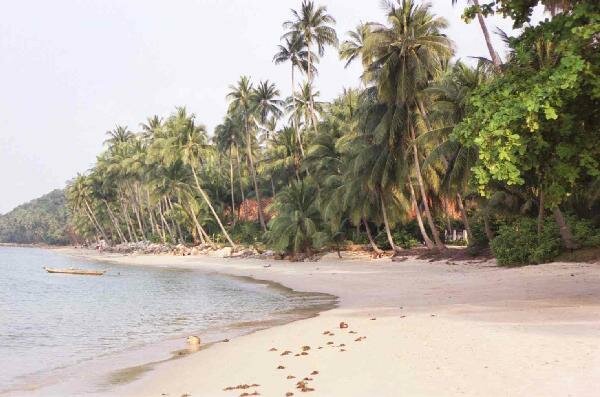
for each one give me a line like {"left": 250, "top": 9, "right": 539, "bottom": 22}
{"left": 45, "top": 247, "right": 600, "bottom": 397}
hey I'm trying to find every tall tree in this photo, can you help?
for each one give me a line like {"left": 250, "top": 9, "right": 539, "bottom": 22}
{"left": 227, "top": 77, "right": 267, "bottom": 231}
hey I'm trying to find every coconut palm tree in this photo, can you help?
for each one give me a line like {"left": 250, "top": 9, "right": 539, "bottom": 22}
{"left": 273, "top": 31, "right": 314, "bottom": 155}
{"left": 284, "top": 0, "right": 338, "bottom": 128}
{"left": 227, "top": 76, "right": 267, "bottom": 231}
{"left": 252, "top": 80, "right": 284, "bottom": 129}
{"left": 214, "top": 115, "right": 245, "bottom": 225}
{"left": 339, "top": 22, "right": 372, "bottom": 70}
{"left": 152, "top": 107, "right": 236, "bottom": 247}
{"left": 362, "top": 0, "right": 453, "bottom": 250}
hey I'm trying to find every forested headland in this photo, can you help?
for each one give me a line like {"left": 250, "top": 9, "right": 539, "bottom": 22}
{"left": 0, "top": 190, "right": 73, "bottom": 245}
{"left": 10, "top": 0, "right": 599, "bottom": 265}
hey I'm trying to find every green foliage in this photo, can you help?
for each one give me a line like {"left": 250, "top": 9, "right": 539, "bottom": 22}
{"left": 570, "top": 217, "right": 600, "bottom": 248}
{"left": 266, "top": 180, "right": 326, "bottom": 254}
{"left": 455, "top": 4, "right": 600, "bottom": 208}
{"left": 490, "top": 217, "right": 561, "bottom": 265}
{"left": 0, "top": 190, "right": 71, "bottom": 245}
{"left": 230, "top": 221, "right": 264, "bottom": 245}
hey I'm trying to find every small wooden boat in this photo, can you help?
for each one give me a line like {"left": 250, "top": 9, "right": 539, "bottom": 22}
{"left": 44, "top": 267, "right": 106, "bottom": 276}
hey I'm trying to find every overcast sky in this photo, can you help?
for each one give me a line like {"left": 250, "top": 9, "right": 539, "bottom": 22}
{"left": 0, "top": 0, "right": 545, "bottom": 214}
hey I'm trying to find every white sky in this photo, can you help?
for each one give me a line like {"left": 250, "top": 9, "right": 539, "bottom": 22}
{"left": 0, "top": 0, "right": 545, "bottom": 214}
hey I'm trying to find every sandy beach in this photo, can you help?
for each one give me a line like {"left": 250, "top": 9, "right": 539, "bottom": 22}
{"left": 44, "top": 248, "right": 600, "bottom": 397}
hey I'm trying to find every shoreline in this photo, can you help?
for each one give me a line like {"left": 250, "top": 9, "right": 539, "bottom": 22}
{"left": 55, "top": 248, "right": 600, "bottom": 396}
{"left": 1, "top": 246, "right": 337, "bottom": 397}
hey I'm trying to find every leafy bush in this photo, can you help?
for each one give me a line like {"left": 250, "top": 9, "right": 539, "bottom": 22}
{"left": 393, "top": 229, "right": 419, "bottom": 249}
{"left": 266, "top": 181, "right": 326, "bottom": 254}
{"left": 490, "top": 217, "right": 561, "bottom": 266}
{"left": 570, "top": 218, "right": 600, "bottom": 248}
{"left": 466, "top": 215, "right": 490, "bottom": 255}
{"left": 230, "top": 221, "right": 264, "bottom": 245}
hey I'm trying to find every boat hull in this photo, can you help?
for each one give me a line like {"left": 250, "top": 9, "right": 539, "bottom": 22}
{"left": 44, "top": 267, "right": 105, "bottom": 276}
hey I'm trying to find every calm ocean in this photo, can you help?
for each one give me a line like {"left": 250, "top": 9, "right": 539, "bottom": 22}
{"left": 0, "top": 247, "right": 333, "bottom": 395}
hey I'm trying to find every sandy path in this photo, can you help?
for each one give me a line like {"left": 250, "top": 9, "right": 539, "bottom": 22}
{"left": 56, "top": 249, "right": 600, "bottom": 396}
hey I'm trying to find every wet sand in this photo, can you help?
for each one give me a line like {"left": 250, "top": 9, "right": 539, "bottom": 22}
{"left": 56, "top": 248, "right": 600, "bottom": 396}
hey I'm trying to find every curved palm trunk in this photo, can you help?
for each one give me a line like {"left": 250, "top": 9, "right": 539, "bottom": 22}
{"left": 380, "top": 194, "right": 400, "bottom": 253}
{"left": 473, "top": 0, "right": 501, "bottom": 67}
{"left": 410, "top": 126, "right": 445, "bottom": 250}
{"left": 190, "top": 165, "right": 236, "bottom": 248}
{"left": 119, "top": 200, "right": 136, "bottom": 242}
{"left": 145, "top": 188, "right": 158, "bottom": 236}
{"left": 103, "top": 200, "right": 126, "bottom": 244}
{"left": 229, "top": 146, "right": 236, "bottom": 226}
{"left": 409, "top": 181, "right": 435, "bottom": 249}
{"left": 362, "top": 218, "right": 383, "bottom": 255}
{"left": 81, "top": 204, "right": 104, "bottom": 242}
{"left": 244, "top": 119, "right": 267, "bottom": 231}
{"left": 456, "top": 193, "right": 472, "bottom": 242}
{"left": 84, "top": 199, "right": 109, "bottom": 242}
{"left": 158, "top": 199, "right": 174, "bottom": 242}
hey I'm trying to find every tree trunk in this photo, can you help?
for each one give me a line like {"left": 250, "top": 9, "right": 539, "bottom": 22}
{"left": 483, "top": 209, "right": 494, "bottom": 242}
{"left": 84, "top": 199, "right": 109, "bottom": 242}
{"left": 380, "top": 194, "right": 400, "bottom": 253}
{"left": 146, "top": 188, "right": 158, "bottom": 236}
{"left": 537, "top": 187, "right": 545, "bottom": 236}
{"left": 362, "top": 218, "right": 383, "bottom": 255}
{"left": 103, "top": 200, "right": 126, "bottom": 244}
{"left": 190, "top": 165, "right": 236, "bottom": 248}
{"left": 244, "top": 119, "right": 267, "bottom": 231}
{"left": 473, "top": 0, "right": 502, "bottom": 67}
{"left": 456, "top": 193, "right": 472, "bottom": 242}
{"left": 410, "top": 126, "right": 445, "bottom": 249}
{"left": 133, "top": 201, "right": 146, "bottom": 241}
{"left": 229, "top": 146, "right": 236, "bottom": 226}
{"left": 235, "top": 144, "right": 245, "bottom": 203}
{"left": 409, "top": 181, "right": 435, "bottom": 249}
{"left": 291, "top": 65, "right": 305, "bottom": 157}
{"left": 553, "top": 207, "right": 578, "bottom": 250}
{"left": 120, "top": 200, "right": 136, "bottom": 242}
{"left": 158, "top": 200, "right": 174, "bottom": 242}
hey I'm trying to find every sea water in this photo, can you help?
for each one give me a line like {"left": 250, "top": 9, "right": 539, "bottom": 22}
{"left": 0, "top": 247, "right": 333, "bottom": 394}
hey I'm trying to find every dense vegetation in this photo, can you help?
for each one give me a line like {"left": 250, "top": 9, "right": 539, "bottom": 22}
{"left": 61, "top": 0, "right": 598, "bottom": 264}
{"left": 0, "top": 190, "right": 72, "bottom": 245}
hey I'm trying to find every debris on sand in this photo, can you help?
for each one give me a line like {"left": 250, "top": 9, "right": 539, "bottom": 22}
{"left": 339, "top": 322, "right": 348, "bottom": 329}
{"left": 223, "top": 384, "right": 260, "bottom": 391}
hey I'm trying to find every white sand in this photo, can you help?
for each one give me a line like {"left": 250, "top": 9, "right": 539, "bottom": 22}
{"left": 58, "top": 249, "right": 600, "bottom": 396}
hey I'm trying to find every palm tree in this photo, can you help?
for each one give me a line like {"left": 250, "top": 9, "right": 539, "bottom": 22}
{"left": 284, "top": 0, "right": 338, "bottom": 128}
{"left": 339, "top": 22, "right": 371, "bottom": 69}
{"left": 451, "top": 0, "right": 501, "bottom": 67}
{"left": 252, "top": 80, "right": 284, "bottom": 128}
{"left": 267, "top": 180, "right": 324, "bottom": 255}
{"left": 227, "top": 76, "right": 267, "bottom": 231}
{"left": 152, "top": 107, "right": 236, "bottom": 247}
{"left": 214, "top": 115, "right": 245, "bottom": 225}
{"left": 274, "top": 31, "right": 314, "bottom": 155}
{"left": 104, "top": 125, "right": 134, "bottom": 146}
{"left": 362, "top": 0, "right": 453, "bottom": 250}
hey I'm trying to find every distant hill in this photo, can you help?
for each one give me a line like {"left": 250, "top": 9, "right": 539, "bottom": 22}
{"left": 0, "top": 189, "right": 73, "bottom": 245}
